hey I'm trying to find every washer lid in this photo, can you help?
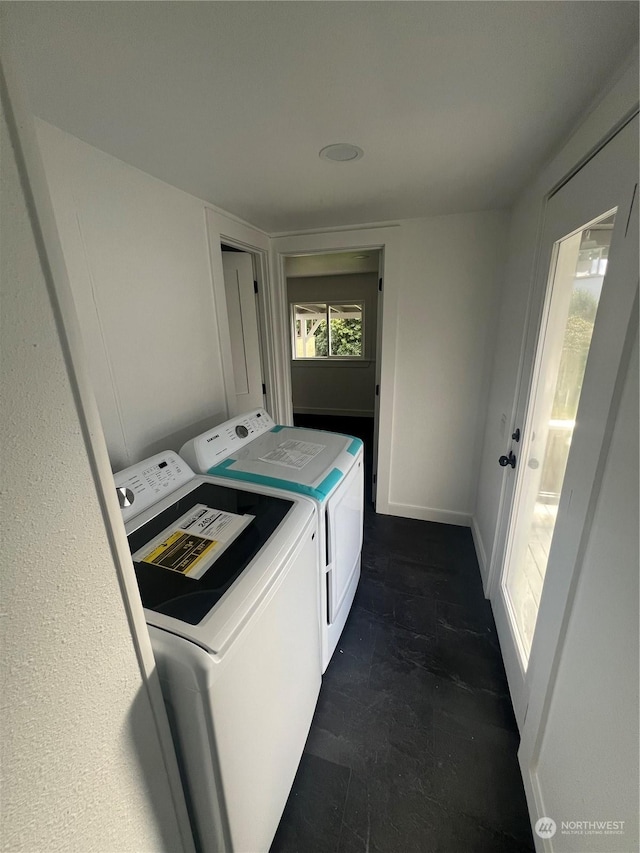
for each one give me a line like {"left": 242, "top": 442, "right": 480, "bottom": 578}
{"left": 125, "top": 477, "right": 309, "bottom": 650}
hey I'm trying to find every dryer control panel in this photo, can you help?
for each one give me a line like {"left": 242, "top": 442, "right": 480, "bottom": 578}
{"left": 180, "top": 408, "right": 275, "bottom": 472}
{"left": 114, "top": 452, "right": 194, "bottom": 523}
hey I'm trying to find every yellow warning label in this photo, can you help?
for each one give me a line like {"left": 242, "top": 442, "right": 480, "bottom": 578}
{"left": 140, "top": 530, "right": 219, "bottom": 575}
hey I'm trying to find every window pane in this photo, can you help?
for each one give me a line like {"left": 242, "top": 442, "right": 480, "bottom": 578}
{"left": 503, "top": 211, "right": 614, "bottom": 663}
{"left": 329, "top": 304, "right": 362, "bottom": 356}
{"left": 293, "top": 303, "right": 327, "bottom": 357}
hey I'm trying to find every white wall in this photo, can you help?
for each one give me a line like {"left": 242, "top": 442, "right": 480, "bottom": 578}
{"left": 288, "top": 272, "right": 378, "bottom": 417}
{"left": 389, "top": 214, "right": 507, "bottom": 523}
{"left": 473, "top": 52, "right": 639, "bottom": 582}
{"left": 1, "top": 68, "right": 185, "bottom": 853}
{"left": 536, "top": 329, "right": 638, "bottom": 852}
{"left": 35, "top": 120, "right": 230, "bottom": 471}
{"left": 274, "top": 210, "right": 508, "bottom": 524}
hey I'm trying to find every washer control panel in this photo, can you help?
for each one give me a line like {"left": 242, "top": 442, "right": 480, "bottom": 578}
{"left": 180, "top": 408, "right": 275, "bottom": 473}
{"left": 114, "top": 452, "right": 194, "bottom": 523}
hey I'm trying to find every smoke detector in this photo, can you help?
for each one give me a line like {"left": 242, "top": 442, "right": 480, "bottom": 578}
{"left": 319, "top": 143, "right": 364, "bottom": 162}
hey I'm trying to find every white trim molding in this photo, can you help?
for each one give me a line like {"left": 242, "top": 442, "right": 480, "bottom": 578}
{"left": 387, "top": 502, "right": 472, "bottom": 528}
{"left": 471, "top": 516, "right": 489, "bottom": 582}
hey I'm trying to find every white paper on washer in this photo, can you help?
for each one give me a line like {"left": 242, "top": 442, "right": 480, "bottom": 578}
{"left": 132, "top": 504, "right": 254, "bottom": 580}
{"left": 259, "top": 438, "right": 326, "bottom": 470}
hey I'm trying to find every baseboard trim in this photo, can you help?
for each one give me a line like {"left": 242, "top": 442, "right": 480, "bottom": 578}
{"left": 386, "top": 502, "right": 471, "bottom": 527}
{"left": 471, "top": 516, "right": 489, "bottom": 587}
{"left": 293, "top": 406, "right": 374, "bottom": 418}
{"left": 520, "top": 759, "right": 547, "bottom": 853}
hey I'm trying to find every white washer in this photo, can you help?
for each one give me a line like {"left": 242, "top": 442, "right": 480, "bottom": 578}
{"left": 180, "top": 409, "right": 364, "bottom": 671}
{"left": 114, "top": 452, "right": 321, "bottom": 853}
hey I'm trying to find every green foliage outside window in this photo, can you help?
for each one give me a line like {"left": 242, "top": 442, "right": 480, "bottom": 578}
{"left": 552, "top": 288, "right": 599, "bottom": 420}
{"left": 315, "top": 318, "right": 362, "bottom": 356}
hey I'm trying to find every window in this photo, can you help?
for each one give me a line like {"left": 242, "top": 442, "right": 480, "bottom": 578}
{"left": 292, "top": 302, "right": 364, "bottom": 359}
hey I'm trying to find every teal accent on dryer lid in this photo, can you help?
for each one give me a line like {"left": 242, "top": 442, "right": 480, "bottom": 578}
{"left": 207, "top": 462, "right": 344, "bottom": 502}
{"left": 347, "top": 437, "right": 363, "bottom": 455}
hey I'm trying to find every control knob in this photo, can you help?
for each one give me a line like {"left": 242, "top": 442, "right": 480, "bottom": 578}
{"left": 117, "top": 487, "right": 134, "bottom": 508}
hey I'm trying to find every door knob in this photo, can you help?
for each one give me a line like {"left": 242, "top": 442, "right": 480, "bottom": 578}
{"left": 499, "top": 450, "right": 517, "bottom": 469}
{"left": 512, "top": 428, "right": 521, "bottom": 442}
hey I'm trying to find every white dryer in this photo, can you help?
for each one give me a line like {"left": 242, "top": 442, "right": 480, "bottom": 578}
{"left": 180, "top": 409, "right": 364, "bottom": 671}
{"left": 114, "top": 452, "right": 321, "bottom": 853}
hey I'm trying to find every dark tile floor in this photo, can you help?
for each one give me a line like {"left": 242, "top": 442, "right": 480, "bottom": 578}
{"left": 272, "top": 416, "right": 534, "bottom": 853}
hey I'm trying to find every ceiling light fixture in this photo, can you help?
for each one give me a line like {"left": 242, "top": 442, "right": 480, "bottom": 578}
{"left": 319, "top": 143, "right": 364, "bottom": 162}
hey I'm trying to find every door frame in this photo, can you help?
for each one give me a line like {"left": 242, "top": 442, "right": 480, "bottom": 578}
{"left": 485, "top": 106, "right": 640, "bottom": 602}
{"left": 519, "top": 157, "right": 638, "bottom": 850}
{"left": 488, "top": 114, "right": 639, "bottom": 732}
{"left": 270, "top": 225, "right": 403, "bottom": 516}
{"left": 204, "top": 209, "right": 274, "bottom": 418}
{"left": 278, "top": 246, "right": 384, "bottom": 503}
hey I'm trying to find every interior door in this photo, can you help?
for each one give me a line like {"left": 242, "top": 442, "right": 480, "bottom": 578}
{"left": 491, "top": 115, "right": 638, "bottom": 729}
{"left": 222, "top": 251, "right": 265, "bottom": 412}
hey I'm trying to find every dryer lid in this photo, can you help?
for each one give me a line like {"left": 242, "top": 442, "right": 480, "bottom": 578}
{"left": 180, "top": 410, "right": 363, "bottom": 501}
{"left": 209, "top": 426, "right": 362, "bottom": 500}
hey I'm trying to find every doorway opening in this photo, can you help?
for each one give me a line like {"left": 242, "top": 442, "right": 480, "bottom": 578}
{"left": 283, "top": 249, "right": 383, "bottom": 506}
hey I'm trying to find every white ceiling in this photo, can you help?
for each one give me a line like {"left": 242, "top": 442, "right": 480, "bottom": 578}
{"left": 7, "top": 2, "right": 639, "bottom": 233}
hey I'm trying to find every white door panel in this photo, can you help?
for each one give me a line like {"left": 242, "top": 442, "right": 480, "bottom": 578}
{"left": 222, "top": 251, "right": 264, "bottom": 412}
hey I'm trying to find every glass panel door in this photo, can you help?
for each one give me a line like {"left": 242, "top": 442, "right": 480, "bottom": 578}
{"left": 502, "top": 211, "right": 616, "bottom": 665}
